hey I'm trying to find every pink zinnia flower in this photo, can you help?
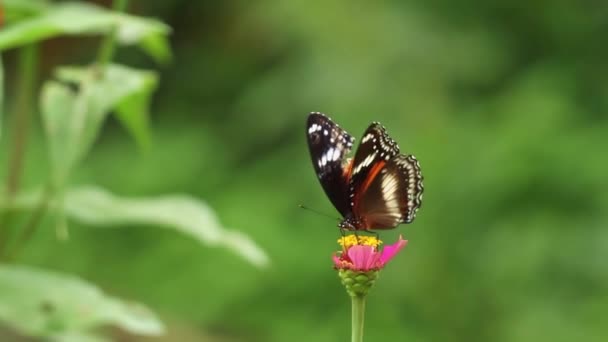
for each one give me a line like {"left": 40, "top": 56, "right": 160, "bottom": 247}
{"left": 333, "top": 235, "right": 408, "bottom": 271}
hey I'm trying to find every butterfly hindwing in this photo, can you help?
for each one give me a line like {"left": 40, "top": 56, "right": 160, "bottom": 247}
{"left": 306, "top": 112, "right": 355, "bottom": 217}
{"left": 356, "top": 154, "right": 424, "bottom": 229}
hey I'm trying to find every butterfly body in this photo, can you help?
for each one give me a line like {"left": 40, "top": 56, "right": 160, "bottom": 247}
{"left": 306, "top": 112, "right": 423, "bottom": 231}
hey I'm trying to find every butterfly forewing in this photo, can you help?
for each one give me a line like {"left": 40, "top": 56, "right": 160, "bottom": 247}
{"left": 348, "top": 123, "right": 400, "bottom": 212}
{"left": 306, "top": 112, "right": 355, "bottom": 217}
{"left": 356, "top": 154, "right": 424, "bottom": 229}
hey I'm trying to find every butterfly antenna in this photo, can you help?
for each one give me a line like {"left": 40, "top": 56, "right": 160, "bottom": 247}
{"left": 298, "top": 204, "right": 340, "bottom": 222}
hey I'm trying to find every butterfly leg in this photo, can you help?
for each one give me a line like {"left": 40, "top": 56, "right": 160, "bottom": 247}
{"left": 366, "top": 230, "right": 379, "bottom": 241}
{"left": 338, "top": 228, "right": 350, "bottom": 252}
{"left": 353, "top": 230, "right": 360, "bottom": 244}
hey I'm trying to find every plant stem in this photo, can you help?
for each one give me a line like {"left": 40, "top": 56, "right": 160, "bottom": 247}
{"left": 351, "top": 295, "right": 366, "bottom": 342}
{"left": 95, "top": 0, "right": 129, "bottom": 71}
{"left": 0, "top": 44, "right": 38, "bottom": 255}
{"left": 5, "top": 44, "right": 38, "bottom": 199}
{"left": 4, "top": 184, "right": 53, "bottom": 261}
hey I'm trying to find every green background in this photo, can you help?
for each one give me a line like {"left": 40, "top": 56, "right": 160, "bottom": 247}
{"left": 2, "top": 0, "right": 608, "bottom": 341}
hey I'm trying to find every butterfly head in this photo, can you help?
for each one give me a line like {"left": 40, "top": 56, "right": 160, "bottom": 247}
{"left": 338, "top": 217, "right": 362, "bottom": 231}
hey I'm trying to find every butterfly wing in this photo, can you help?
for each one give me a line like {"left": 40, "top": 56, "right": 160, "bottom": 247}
{"left": 355, "top": 154, "right": 424, "bottom": 229}
{"left": 306, "top": 112, "right": 355, "bottom": 217}
{"left": 348, "top": 122, "right": 400, "bottom": 211}
{"left": 349, "top": 123, "right": 423, "bottom": 229}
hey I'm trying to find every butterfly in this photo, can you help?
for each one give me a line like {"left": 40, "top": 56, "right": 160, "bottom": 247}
{"left": 306, "top": 112, "right": 423, "bottom": 231}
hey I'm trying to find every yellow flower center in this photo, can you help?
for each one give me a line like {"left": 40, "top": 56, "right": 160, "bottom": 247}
{"left": 337, "top": 234, "right": 382, "bottom": 249}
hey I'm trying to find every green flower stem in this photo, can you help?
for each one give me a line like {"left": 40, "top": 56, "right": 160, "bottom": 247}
{"left": 351, "top": 295, "right": 366, "bottom": 342}
{"left": 338, "top": 269, "right": 379, "bottom": 342}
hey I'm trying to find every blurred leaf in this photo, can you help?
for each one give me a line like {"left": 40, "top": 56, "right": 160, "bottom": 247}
{"left": 0, "top": 2, "right": 171, "bottom": 63}
{"left": 0, "top": 265, "right": 164, "bottom": 340}
{"left": 3, "top": 0, "right": 48, "bottom": 11}
{"left": 38, "top": 80, "right": 75, "bottom": 238}
{"left": 2, "top": 186, "right": 270, "bottom": 268}
{"left": 114, "top": 13, "right": 172, "bottom": 64}
{"left": 41, "top": 64, "right": 157, "bottom": 184}
{"left": 64, "top": 185, "right": 270, "bottom": 268}
{"left": 40, "top": 80, "right": 78, "bottom": 185}
{"left": 2, "top": 0, "right": 49, "bottom": 24}
{"left": 0, "top": 3, "right": 113, "bottom": 48}
{"left": 115, "top": 88, "right": 153, "bottom": 149}
{"left": 139, "top": 33, "right": 172, "bottom": 64}
{"left": 57, "top": 64, "right": 157, "bottom": 149}
{"left": 50, "top": 333, "right": 110, "bottom": 342}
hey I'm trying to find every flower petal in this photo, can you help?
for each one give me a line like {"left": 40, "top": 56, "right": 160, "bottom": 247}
{"left": 348, "top": 245, "right": 381, "bottom": 271}
{"left": 379, "top": 235, "right": 408, "bottom": 265}
{"left": 332, "top": 254, "right": 342, "bottom": 268}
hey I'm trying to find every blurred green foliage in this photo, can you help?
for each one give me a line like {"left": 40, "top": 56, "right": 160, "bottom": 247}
{"left": 1, "top": 0, "right": 266, "bottom": 340}
{"left": 2, "top": 0, "right": 608, "bottom": 341}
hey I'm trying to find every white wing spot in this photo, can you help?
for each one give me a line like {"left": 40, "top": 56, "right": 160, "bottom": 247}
{"left": 362, "top": 133, "right": 374, "bottom": 143}
{"left": 307, "top": 124, "right": 318, "bottom": 134}
{"left": 352, "top": 154, "right": 376, "bottom": 174}
{"left": 381, "top": 173, "right": 401, "bottom": 213}
{"left": 325, "top": 148, "right": 334, "bottom": 161}
{"left": 331, "top": 147, "right": 341, "bottom": 161}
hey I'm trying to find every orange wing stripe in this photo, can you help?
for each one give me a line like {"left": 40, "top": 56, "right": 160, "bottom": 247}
{"left": 361, "top": 161, "right": 385, "bottom": 194}
{"left": 343, "top": 158, "right": 354, "bottom": 180}
{"left": 353, "top": 160, "right": 386, "bottom": 213}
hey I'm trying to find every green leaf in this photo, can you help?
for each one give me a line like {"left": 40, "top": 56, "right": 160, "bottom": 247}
{"left": 50, "top": 333, "right": 110, "bottom": 342}
{"left": 0, "top": 265, "right": 164, "bottom": 340}
{"left": 0, "top": 2, "right": 171, "bottom": 64}
{"left": 2, "top": 0, "right": 49, "bottom": 25}
{"left": 2, "top": 186, "right": 270, "bottom": 267}
{"left": 115, "top": 89, "right": 153, "bottom": 149}
{"left": 3, "top": 0, "right": 48, "bottom": 11}
{"left": 40, "top": 80, "right": 79, "bottom": 185}
{"left": 139, "top": 33, "right": 172, "bottom": 65}
{"left": 57, "top": 64, "right": 157, "bottom": 149}
{"left": 113, "top": 13, "right": 172, "bottom": 64}
{"left": 63, "top": 186, "right": 270, "bottom": 268}
{"left": 41, "top": 64, "right": 157, "bottom": 184}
